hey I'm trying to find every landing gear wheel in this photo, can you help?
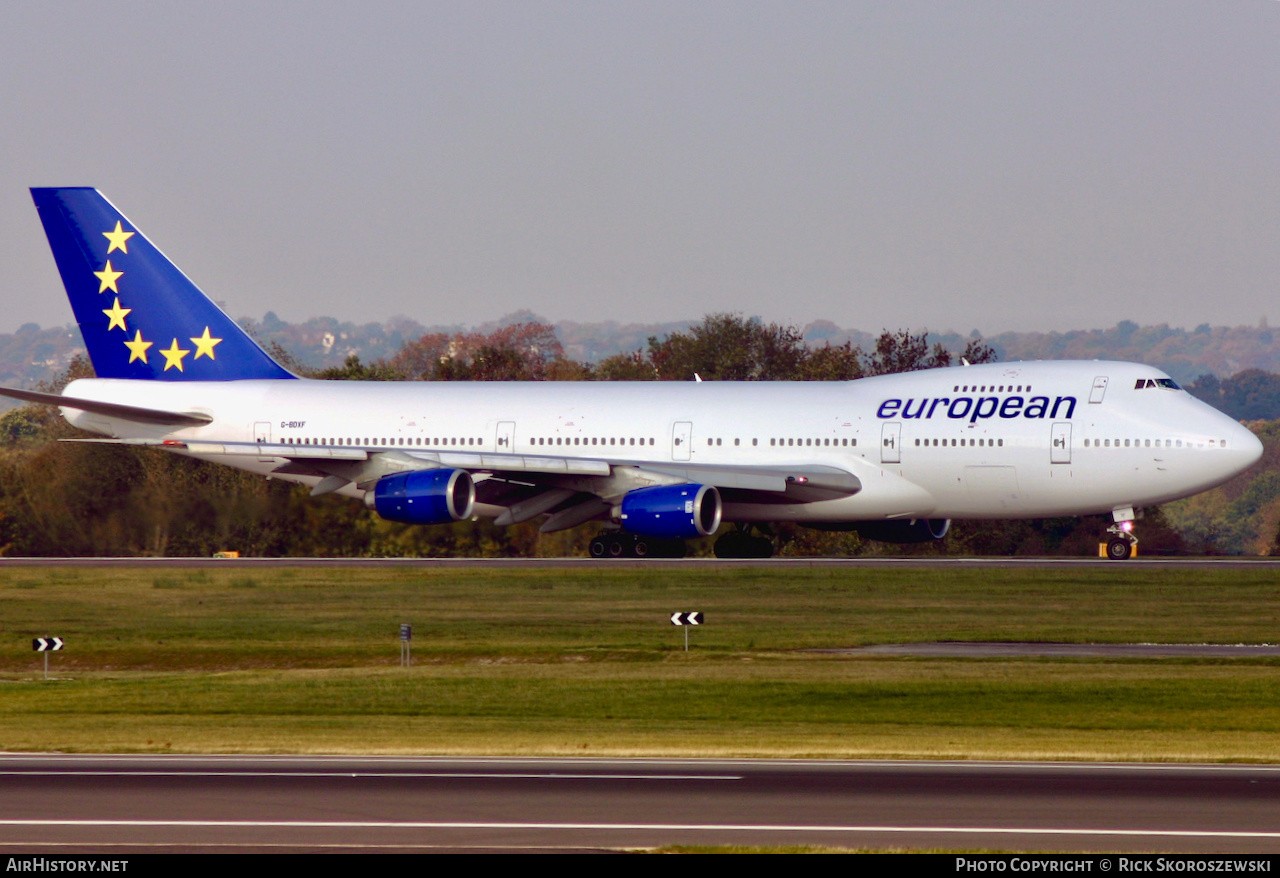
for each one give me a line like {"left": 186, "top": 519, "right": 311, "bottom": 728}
{"left": 714, "top": 531, "right": 746, "bottom": 558}
{"left": 1104, "top": 519, "right": 1138, "bottom": 561}
{"left": 1106, "top": 538, "right": 1132, "bottom": 560}
{"left": 714, "top": 528, "right": 775, "bottom": 559}
{"left": 589, "top": 531, "right": 686, "bottom": 559}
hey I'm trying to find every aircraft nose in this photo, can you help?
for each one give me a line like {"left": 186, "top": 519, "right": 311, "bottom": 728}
{"left": 1224, "top": 419, "right": 1264, "bottom": 476}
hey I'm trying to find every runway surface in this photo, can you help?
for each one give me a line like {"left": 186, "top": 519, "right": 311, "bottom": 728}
{"left": 3, "top": 755, "right": 1280, "bottom": 853}
{"left": 821, "top": 642, "right": 1280, "bottom": 658}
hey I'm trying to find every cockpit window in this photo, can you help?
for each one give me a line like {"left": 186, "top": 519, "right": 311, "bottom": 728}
{"left": 1134, "top": 378, "right": 1182, "bottom": 390}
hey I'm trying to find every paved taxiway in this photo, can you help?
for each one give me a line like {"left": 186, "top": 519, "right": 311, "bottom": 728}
{"left": 3, "top": 756, "right": 1280, "bottom": 853}
{"left": 823, "top": 642, "right": 1280, "bottom": 657}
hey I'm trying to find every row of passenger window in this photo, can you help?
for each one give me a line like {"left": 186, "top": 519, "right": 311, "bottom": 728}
{"left": 914, "top": 438, "right": 1004, "bottom": 447}
{"left": 953, "top": 384, "right": 1031, "bottom": 393}
{"left": 768, "top": 438, "right": 858, "bottom": 447}
{"left": 281, "top": 434, "right": 866, "bottom": 451}
{"left": 531, "top": 437, "right": 655, "bottom": 447}
{"left": 1084, "top": 438, "right": 1227, "bottom": 448}
{"left": 284, "top": 437, "right": 482, "bottom": 447}
{"left": 263, "top": 432, "right": 1232, "bottom": 453}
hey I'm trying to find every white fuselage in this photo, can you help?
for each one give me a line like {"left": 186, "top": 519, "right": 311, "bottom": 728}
{"left": 60, "top": 359, "right": 1262, "bottom": 525}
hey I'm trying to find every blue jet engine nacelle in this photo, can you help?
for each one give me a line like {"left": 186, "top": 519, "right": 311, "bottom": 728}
{"left": 366, "top": 468, "right": 475, "bottom": 525}
{"left": 619, "top": 483, "right": 722, "bottom": 540}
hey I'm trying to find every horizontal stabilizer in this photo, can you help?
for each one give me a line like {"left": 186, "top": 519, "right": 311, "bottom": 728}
{"left": 0, "top": 385, "right": 212, "bottom": 427}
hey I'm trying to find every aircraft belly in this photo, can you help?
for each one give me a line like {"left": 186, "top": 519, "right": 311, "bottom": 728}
{"left": 962, "top": 465, "right": 1027, "bottom": 513}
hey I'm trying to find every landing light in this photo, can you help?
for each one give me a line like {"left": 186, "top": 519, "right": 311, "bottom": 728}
{"left": 1120, "top": 521, "right": 1134, "bottom": 532}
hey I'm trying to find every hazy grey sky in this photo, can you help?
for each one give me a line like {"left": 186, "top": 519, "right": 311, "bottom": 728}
{"left": 3, "top": 1, "right": 1278, "bottom": 335}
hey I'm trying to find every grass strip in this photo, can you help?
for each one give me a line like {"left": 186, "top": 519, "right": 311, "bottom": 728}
{"left": 2, "top": 565, "right": 1279, "bottom": 759}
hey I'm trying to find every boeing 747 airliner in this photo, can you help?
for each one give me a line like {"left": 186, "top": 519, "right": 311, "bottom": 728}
{"left": 4, "top": 188, "right": 1262, "bottom": 559}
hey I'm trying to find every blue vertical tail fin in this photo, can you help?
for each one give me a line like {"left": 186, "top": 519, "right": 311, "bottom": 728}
{"left": 31, "top": 188, "right": 295, "bottom": 381}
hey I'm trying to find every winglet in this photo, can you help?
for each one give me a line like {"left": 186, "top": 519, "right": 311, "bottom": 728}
{"left": 31, "top": 188, "right": 295, "bottom": 381}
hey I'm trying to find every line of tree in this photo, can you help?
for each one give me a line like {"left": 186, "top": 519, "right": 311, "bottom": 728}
{"left": 311, "top": 314, "right": 996, "bottom": 383}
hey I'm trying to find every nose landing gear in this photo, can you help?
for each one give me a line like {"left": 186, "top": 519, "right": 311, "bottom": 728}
{"left": 1104, "top": 518, "right": 1138, "bottom": 560}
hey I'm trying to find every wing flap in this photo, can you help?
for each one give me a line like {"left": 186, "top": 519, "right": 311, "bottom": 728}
{"left": 639, "top": 466, "right": 786, "bottom": 492}
{"left": 420, "top": 451, "right": 611, "bottom": 476}
{"left": 183, "top": 442, "right": 369, "bottom": 460}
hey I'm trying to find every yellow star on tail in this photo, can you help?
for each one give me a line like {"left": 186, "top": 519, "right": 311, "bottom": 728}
{"left": 190, "top": 326, "right": 222, "bottom": 360}
{"left": 160, "top": 338, "right": 190, "bottom": 372}
{"left": 103, "top": 222, "right": 134, "bottom": 254}
{"left": 124, "top": 330, "right": 152, "bottom": 364}
{"left": 94, "top": 260, "right": 123, "bottom": 293}
{"left": 103, "top": 298, "right": 131, "bottom": 331}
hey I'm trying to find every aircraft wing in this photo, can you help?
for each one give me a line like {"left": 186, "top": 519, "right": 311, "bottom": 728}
{"left": 60, "top": 438, "right": 862, "bottom": 527}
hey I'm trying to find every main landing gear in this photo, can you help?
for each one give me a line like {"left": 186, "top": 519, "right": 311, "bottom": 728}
{"left": 586, "top": 525, "right": 775, "bottom": 560}
{"left": 713, "top": 525, "right": 775, "bottom": 559}
{"left": 589, "top": 530, "right": 686, "bottom": 559}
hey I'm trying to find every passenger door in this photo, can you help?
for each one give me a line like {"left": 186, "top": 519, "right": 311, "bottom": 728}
{"left": 254, "top": 421, "right": 272, "bottom": 462}
{"left": 672, "top": 421, "right": 692, "bottom": 461}
{"left": 496, "top": 421, "right": 516, "bottom": 451}
{"left": 1051, "top": 421, "right": 1071, "bottom": 464}
{"left": 880, "top": 422, "right": 901, "bottom": 464}
{"left": 1089, "top": 376, "right": 1109, "bottom": 404}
